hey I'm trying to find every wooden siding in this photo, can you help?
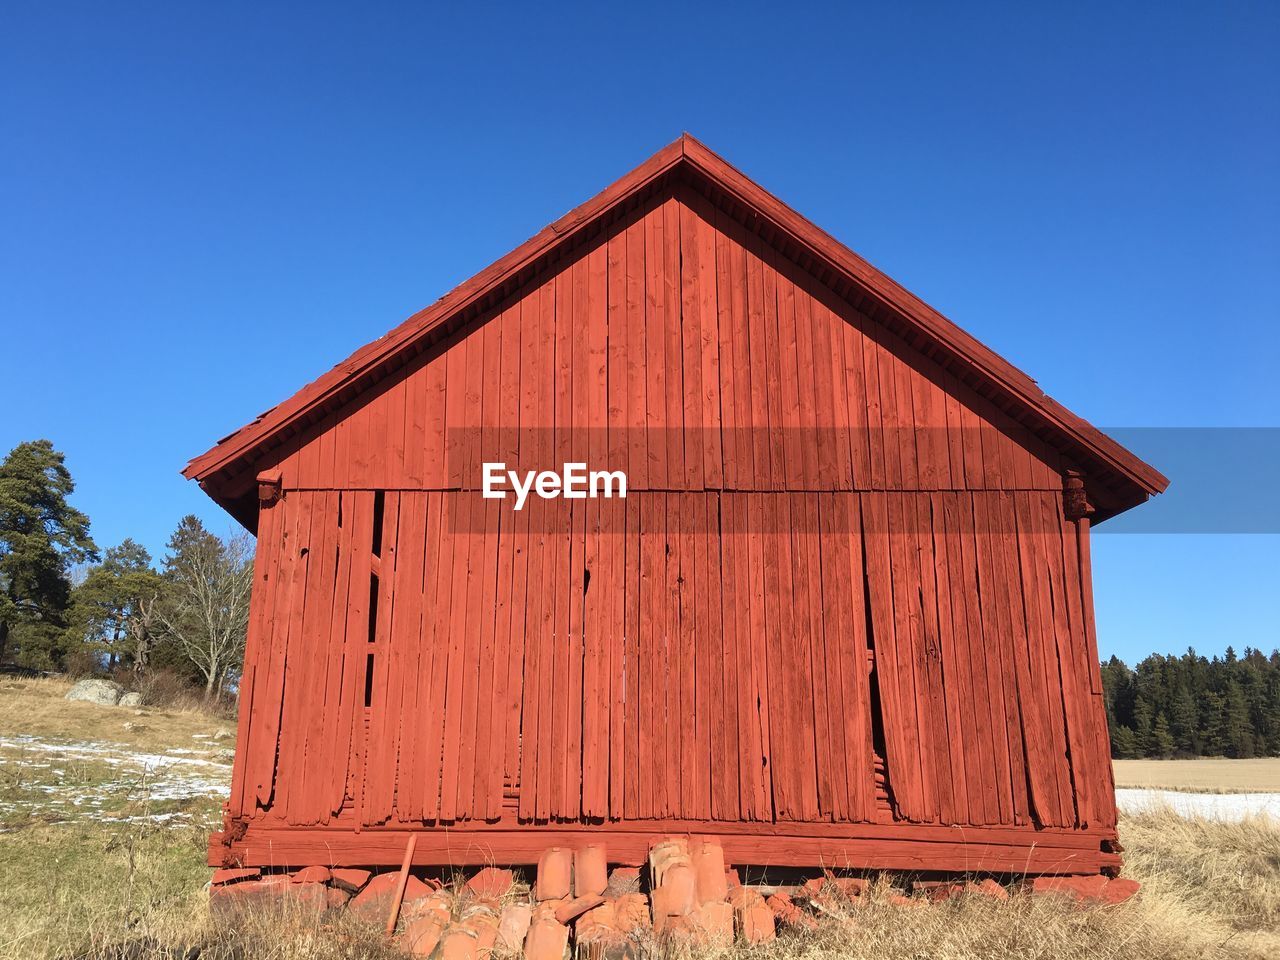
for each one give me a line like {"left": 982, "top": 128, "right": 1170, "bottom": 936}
{"left": 265, "top": 187, "right": 1064, "bottom": 496}
{"left": 219, "top": 180, "right": 1118, "bottom": 868}
{"left": 231, "top": 487, "right": 1114, "bottom": 835}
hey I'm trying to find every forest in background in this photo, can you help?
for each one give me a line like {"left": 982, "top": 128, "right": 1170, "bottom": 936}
{"left": 2, "top": 437, "right": 1278, "bottom": 753}
{"left": 1101, "top": 650, "right": 1280, "bottom": 759}
{"left": 0, "top": 439, "right": 251, "bottom": 704}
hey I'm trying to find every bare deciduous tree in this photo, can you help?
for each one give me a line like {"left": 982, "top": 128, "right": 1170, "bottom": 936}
{"left": 156, "top": 528, "right": 253, "bottom": 698}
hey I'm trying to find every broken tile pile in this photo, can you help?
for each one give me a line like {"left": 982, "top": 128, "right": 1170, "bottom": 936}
{"left": 208, "top": 837, "right": 1142, "bottom": 958}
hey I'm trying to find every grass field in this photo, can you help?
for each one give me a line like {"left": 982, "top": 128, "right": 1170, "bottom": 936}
{"left": 1113, "top": 758, "right": 1280, "bottom": 793}
{"left": 1, "top": 677, "right": 1278, "bottom": 960}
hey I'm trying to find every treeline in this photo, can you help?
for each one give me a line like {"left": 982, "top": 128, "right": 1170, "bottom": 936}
{"left": 0, "top": 440, "right": 251, "bottom": 700}
{"left": 1101, "top": 649, "right": 1280, "bottom": 759}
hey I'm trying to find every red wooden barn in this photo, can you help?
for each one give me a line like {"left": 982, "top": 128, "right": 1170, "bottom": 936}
{"left": 187, "top": 135, "right": 1167, "bottom": 878}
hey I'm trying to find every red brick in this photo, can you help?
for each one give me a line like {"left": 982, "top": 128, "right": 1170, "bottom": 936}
{"left": 440, "top": 927, "right": 478, "bottom": 960}
{"left": 536, "top": 848, "right": 572, "bottom": 902}
{"left": 690, "top": 839, "right": 728, "bottom": 904}
{"left": 927, "top": 882, "right": 967, "bottom": 903}
{"left": 524, "top": 916, "right": 569, "bottom": 960}
{"left": 969, "top": 879, "right": 1009, "bottom": 900}
{"left": 613, "top": 893, "right": 651, "bottom": 932}
{"left": 647, "top": 838, "right": 689, "bottom": 887}
{"left": 403, "top": 913, "right": 448, "bottom": 957}
{"left": 576, "top": 899, "right": 616, "bottom": 933}
{"left": 690, "top": 900, "right": 733, "bottom": 946}
{"left": 651, "top": 877, "right": 694, "bottom": 919}
{"left": 292, "top": 865, "right": 332, "bottom": 884}
{"left": 766, "top": 893, "right": 817, "bottom": 929}
{"left": 349, "top": 871, "right": 433, "bottom": 922}
{"left": 326, "top": 886, "right": 352, "bottom": 910}
{"left": 497, "top": 903, "right": 532, "bottom": 953}
{"left": 574, "top": 843, "right": 609, "bottom": 897}
{"left": 467, "top": 866, "right": 515, "bottom": 900}
{"left": 554, "top": 893, "right": 605, "bottom": 924}
{"left": 1029, "top": 875, "right": 1110, "bottom": 903}
{"left": 288, "top": 881, "right": 335, "bottom": 916}
{"left": 461, "top": 911, "right": 499, "bottom": 952}
{"left": 738, "top": 901, "right": 775, "bottom": 944}
{"left": 330, "top": 868, "right": 373, "bottom": 892}
{"left": 1100, "top": 878, "right": 1141, "bottom": 905}
{"left": 210, "top": 867, "right": 260, "bottom": 886}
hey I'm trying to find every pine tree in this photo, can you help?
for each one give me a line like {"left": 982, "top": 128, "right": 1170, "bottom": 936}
{"left": 66, "top": 540, "right": 165, "bottom": 675}
{"left": 0, "top": 440, "right": 99, "bottom": 668}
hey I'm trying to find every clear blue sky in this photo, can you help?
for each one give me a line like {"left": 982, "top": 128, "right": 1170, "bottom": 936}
{"left": 3, "top": 3, "right": 1276, "bottom": 664}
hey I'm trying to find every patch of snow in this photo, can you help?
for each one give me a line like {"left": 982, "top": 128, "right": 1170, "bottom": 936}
{"left": 1116, "top": 788, "right": 1280, "bottom": 821}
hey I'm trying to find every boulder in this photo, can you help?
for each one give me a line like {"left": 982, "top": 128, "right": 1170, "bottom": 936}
{"left": 118, "top": 692, "right": 143, "bottom": 707}
{"left": 292, "top": 865, "right": 332, "bottom": 884}
{"left": 65, "top": 678, "right": 123, "bottom": 706}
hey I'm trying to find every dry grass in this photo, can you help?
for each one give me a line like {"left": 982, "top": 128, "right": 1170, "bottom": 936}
{"left": 0, "top": 677, "right": 231, "bottom": 755}
{"left": 0, "top": 809, "right": 1276, "bottom": 960}
{"left": 1113, "top": 758, "right": 1280, "bottom": 794}
{"left": 1, "top": 680, "right": 1277, "bottom": 959}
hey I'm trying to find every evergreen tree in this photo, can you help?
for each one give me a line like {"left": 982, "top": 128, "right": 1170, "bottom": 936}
{"left": 66, "top": 539, "right": 165, "bottom": 674}
{"left": 0, "top": 440, "right": 99, "bottom": 668}
{"left": 1101, "top": 650, "right": 1280, "bottom": 759}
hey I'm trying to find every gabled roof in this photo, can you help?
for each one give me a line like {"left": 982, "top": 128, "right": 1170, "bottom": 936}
{"left": 185, "top": 134, "right": 1167, "bottom": 528}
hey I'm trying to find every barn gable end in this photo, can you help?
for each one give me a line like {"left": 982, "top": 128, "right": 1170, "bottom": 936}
{"left": 195, "top": 137, "right": 1165, "bottom": 876}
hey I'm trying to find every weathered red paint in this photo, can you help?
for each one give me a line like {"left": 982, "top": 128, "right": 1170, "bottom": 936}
{"left": 187, "top": 135, "right": 1166, "bottom": 875}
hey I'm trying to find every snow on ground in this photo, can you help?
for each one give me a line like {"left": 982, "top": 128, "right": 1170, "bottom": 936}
{"left": 0, "top": 734, "right": 231, "bottom": 829}
{"left": 1116, "top": 788, "right": 1280, "bottom": 821}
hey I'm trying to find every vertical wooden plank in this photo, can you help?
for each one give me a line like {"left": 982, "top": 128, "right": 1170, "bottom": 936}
{"left": 644, "top": 204, "right": 670, "bottom": 489}
{"left": 622, "top": 494, "right": 641, "bottom": 820}
{"left": 775, "top": 265, "right": 804, "bottom": 492}
{"left": 712, "top": 210, "right": 737, "bottom": 489}
{"left": 705, "top": 494, "right": 736, "bottom": 821}
{"left": 438, "top": 488, "right": 471, "bottom": 822}
{"left": 860, "top": 493, "right": 922, "bottom": 821}
{"left": 472, "top": 495, "right": 503, "bottom": 819}
{"left": 930, "top": 493, "right": 970, "bottom": 826}
{"left": 792, "top": 285, "right": 820, "bottom": 488}
{"left": 744, "top": 233, "right": 772, "bottom": 488}
{"left": 334, "top": 492, "right": 373, "bottom": 816}
{"left": 658, "top": 197, "right": 683, "bottom": 488}
{"left": 518, "top": 493, "right": 546, "bottom": 821}
{"left": 230, "top": 496, "right": 282, "bottom": 817}
{"left": 693, "top": 200, "right": 723, "bottom": 491}
{"left": 794, "top": 495, "right": 833, "bottom": 819}
{"left": 581, "top": 494, "right": 605, "bottom": 818}
{"left": 381, "top": 493, "right": 426, "bottom": 823}
{"left": 420, "top": 492, "right": 453, "bottom": 821}
{"left": 637, "top": 494, "right": 660, "bottom": 817}
{"left": 745, "top": 493, "right": 774, "bottom": 820}
{"left": 912, "top": 493, "right": 955, "bottom": 827}
{"left": 503, "top": 489, "right": 530, "bottom": 803}
{"left": 678, "top": 201, "right": 704, "bottom": 490}
{"left": 624, "top": 216, "right": 648, "bottom": 489}
{"left": 605, "top": 496, "right": 626, "bottom": 820}
{"left": 971, "top": 493, "right": 1017, "bottom": 824}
